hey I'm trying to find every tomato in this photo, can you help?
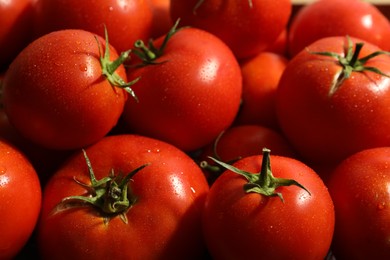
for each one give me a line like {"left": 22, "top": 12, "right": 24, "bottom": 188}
{"left": 37, "top": 134, "right": 209, "bottom": 259}
{"left": 169, "top": 0, "right": 291, "bottom": 59}
{"left": 149, "top": 0, "right": 173, "bottom": 39}
{"left": 276, "top": 36, "right": 390, "bottom": 167}
{"left": 0, "top": 138, "right": 41, "bottom": 260}
{"left": 198, "top": 124, "right": 298, "bottom": 184}
{"left": 202, "top": 148, "right": 335, "bottom": 260}
{"left": 327, "top": 147, "right": 390, "bottom": 260}
{"left": 288, "top": 0, "right": 390, "bottom": 58}
{"left": 122, "top": 22, "right": 242, "bottom": 152}
{"left": 2, "top": 29, "right": 137, "bottom": 150}
{"left": 264, "top": 28, "right": 288, "bottom": 57}
{"left": 0, "top": 0, "right": 35, "bottom": 71}
{"left": 33, "top": 0, "right": 153, "bottom": 53}
{"left": 234, "top": 51, "right": 289, "bottom": 130}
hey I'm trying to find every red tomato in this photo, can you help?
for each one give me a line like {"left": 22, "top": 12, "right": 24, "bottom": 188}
{"left": 0, "top": 0, "right": 35, "bottom": 70}
{"left": 169, "top": 0, "right": 291, "bottom": 59}
{"left": 202, "top": 148, "right": 335, "bottom": 259}
{"left": 234, "top": 52, "right": 289, "bottom": 130}
{"left": 149, "top": 0, "right": 173, "bottom": 39}
{"left": 327, "top": 147, "right": 390, "bottom": 260}
{"left": 276, "top": 36, "right": 390, "bottom": 166}
{"left": 264, "top": 28, "right": 288, "bottom": 57}
{"left": 2, "top": 29, "right": 135, "bottom": 150}
{"left": 33, "top": 0, "right": 153, "bottom": 53}
{"left": 288, "top": 0, "right": 390, "bottom": 57}
{"left": 122, "top": 24, "right": 242, "bottom": 152}
{"left": 0, "top": 138, "right": 41, "bottom": 260}
{"left": 198, "top": 124, "right": 298, "bottom": 184}
{"left": 37, "top": 134, "right": 209, "bottom": 259}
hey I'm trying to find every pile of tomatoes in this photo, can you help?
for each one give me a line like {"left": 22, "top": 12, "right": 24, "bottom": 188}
{"left": 1, "top": 0, "right": 390, "bottom": 259}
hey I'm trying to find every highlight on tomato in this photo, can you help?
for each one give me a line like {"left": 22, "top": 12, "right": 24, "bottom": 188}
{"left": 0, "top": 138, "right": 41, "bottom": 260}
{"left": 37, "top": 134, "right": 210, "bottom": 259}
{"left": 202, "top": 148, "right": 335, "bottom": 259}
{"left": 122, "top": 20, "right": 242, "bottom": 152}
{"left": 2, "top": 28, "right": 138, "bottom": 150}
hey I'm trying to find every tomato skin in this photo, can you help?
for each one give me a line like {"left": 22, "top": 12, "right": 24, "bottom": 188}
{"left": 0, "top": 0, "right": 35, "bottom": 71}
{"left": 234, "top": 52, "right": 288, "bottom": 130}
{"left": 202, "top": 154, "right": 335, "bottom": 260}
{"left": 288, "top": 0, "right": 390, "bottom": 57}
{"left": 169, "top": 0, "right": 291, "bottom": 59}
{"left": 2, "top": 29, "right": 128, "bottom": 150}
{"left": 123, "top": 27, "right": 242, "bottom": 152}
{"left": 276, "top": 36, "right": 390, "bottom": 166}
{"left": 327, "top": 147, "right": 390, "bottom": 260}
{"left": 37, "top": 134, "right": 209, "bottom": 260}
{"left": 33, "top": 0, "right": 153, "bottom": 53}
{"left": 0, "top": 139, "right": 41, "bottom": 260}
{"left": 149, "top": 0, "right": 173, "bottom": 39}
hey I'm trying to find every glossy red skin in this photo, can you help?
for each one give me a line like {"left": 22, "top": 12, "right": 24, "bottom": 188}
{"left": 276, "top": 36, "right": 390, "bottom": 166}
{"left": 37, "top": 134, "right": 210, "bottom": 260}
{"left": 0, "top": 0, "right": 35, "bottom": 71}
{"left": 169, "top": 0, "right": 291, "bottom": 59}
{"left": 202, "top": 154, "right": 335, "bottom": 260}
{"left": 123, "top": 27, "right": 242, "bottom": 152}
{"left": 150, "top": 0, "right": 173, "bottom": 39}
{"left": 33, "top": 0, "right": 153, "bottom": 53}
{"left": 234, "top": 52, "right": 288, "bottom": 130}
{"left": 0, "top": 139, "right": 41, "bottom": 260}
{"left": 200, "top": 124, "right": 297, "bottom": 161}
{"left": 288, "top": 0, "right": 390, "bottom": 58}
{"left": 2, "top": 29, "right": 128, "bottom": 150}
{"left": 327, "top": 147, "right": 390, "bottom": 260}
{"left": 199, "top": 124, "right": 298, "bottom": 184}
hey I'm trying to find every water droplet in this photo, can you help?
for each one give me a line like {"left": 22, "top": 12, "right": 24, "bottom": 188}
{"left": 377, "top": 202, "right": 386, "bottom": 210}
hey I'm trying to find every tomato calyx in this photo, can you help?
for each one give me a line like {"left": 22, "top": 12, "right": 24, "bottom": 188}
{"left": 209, "top": 148, "right": 311, "bottom": 202}
{"left": 131, "top": 19, "right": 183, "bottom": 66}
{"left": 53, "top": 149, "right": 149, "bottom": 224}
{"left": 193, "top": 0, "right": 253, "bottom": 14}
{"left": 308, "top": 36, "right": 390, "bottom": 96}
{"left": 96, "top": 27, "right": 140, "bottom": 101}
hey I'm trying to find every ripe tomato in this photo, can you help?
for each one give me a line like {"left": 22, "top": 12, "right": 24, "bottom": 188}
{"left": 2, "top": 29, "right": 136, "bottom": 150}
{"left": 202, "top": 148, "right": 335, "bottom": 259}
{"left": 149, "top": 0, "right": 173, "bottom": 39}
{"left": 0, "top": 138, "right": 41, "bottom": 260}
{"left": 276, "top": 36, "right": 390, "bottom": 166}
{"left": 169, "top": 0, "right": 291, "bottom": 59}
{"left": 33, "top": 0, "right": 153, "bottom": 53}
{"left": 37, "top": 134, "right": 209, "bottom": 259}
{"left": 0, "top": 0, "right": 35, "bottom": 71}
{"left": 327, "top": 147, "right": 390, "bottom": 260}
{"left": 234, "top": 52, "right": 288, "bottom": 130}
{"left": 122, "top": 23, "right": 242, "bottom": 152}
{"left": 198, "top": 124, "right": 298, "bottom": 184}
{"left": 288, "top": 0, "right": 390, "bottom": 57}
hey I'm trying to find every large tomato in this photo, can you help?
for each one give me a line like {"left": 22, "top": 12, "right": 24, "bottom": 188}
{"left": 202, "top": 148, "right": 335, "bottom": 259}
{"left": 0, "top": 0, "right": 35, "bottom": 71}
{"left": 169, "top": 0, "right": 291, "bottom": 59}
{"left": 0, "top": 138, "right": 41, "bottom": 260}
{"left": 122, "top": 22, "right": 242, "bottom": 152}
{"left": 32, "top": 0, "right": 153, "bottom": 53}
{"left": 327, "top": 147, "right": 390, "bottom": 260}
{"left": 276, "top": 36, "right": 390, "bottom": 167}
{"left": 37, "top": 134, "right": 209, "bottom": 260}
{"left": 2, "top": 29, "right": 137, "bottom": 150}
{"left": 288, "top": 0, "right": 390, "bottom": 57}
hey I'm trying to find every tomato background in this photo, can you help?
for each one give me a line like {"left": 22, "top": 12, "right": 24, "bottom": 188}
{"left": 2, "top": 1, "right": 389, "bottom": 259}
